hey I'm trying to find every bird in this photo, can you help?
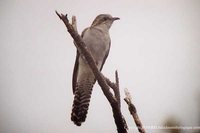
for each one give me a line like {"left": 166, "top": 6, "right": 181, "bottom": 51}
{"left": 71, "top": 14, "right": 119, "bottom": 126}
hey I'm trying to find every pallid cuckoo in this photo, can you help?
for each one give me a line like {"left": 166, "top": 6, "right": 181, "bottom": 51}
{"left": 71, "top": 14, "right": 119, "bottom": 126}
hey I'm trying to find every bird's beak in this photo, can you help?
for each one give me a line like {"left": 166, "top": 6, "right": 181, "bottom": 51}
{"left": 112, "top": 17, "right": 120, "bottom": 21}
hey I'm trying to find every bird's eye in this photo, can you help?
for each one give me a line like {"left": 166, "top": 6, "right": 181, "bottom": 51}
{"left": 103, "top": 17, "right": 108, "bottom": 21}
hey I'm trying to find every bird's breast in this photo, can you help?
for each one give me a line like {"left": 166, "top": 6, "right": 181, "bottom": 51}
{"left": 82, "top": 28, "right": 110, "bottom": 65}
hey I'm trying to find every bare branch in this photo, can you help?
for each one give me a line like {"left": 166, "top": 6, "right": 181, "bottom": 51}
{"left": 104, "top": 76, "right": 116, "bottom": 91}
{"left": 115, "top": 70, "right": 121, "bottom": 107}
{"left": 124, "top": 88, "right": 146, "bottom": 133}
{"left": 115, "top": 70, "right": 119, "bottom": 88}
{"left": 55, "top": 10, "right": 62, "bottom": 19}
{"left": 103, "top": 72, "right": 120, "bottom": 107}
{"left": 72, "top": 16, "right": 78, "bottom": 32}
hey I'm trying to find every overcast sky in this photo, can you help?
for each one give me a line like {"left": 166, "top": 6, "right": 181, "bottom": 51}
{"left": 0, "top": 0, "right": 200, "bottom": 133}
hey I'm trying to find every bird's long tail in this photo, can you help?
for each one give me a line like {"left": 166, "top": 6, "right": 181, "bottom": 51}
{"left": 71, "top": 78, "right": 95, "bottom": 126}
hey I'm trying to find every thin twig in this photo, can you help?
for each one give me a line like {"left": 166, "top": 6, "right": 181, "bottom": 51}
{"left": 72, "top": 16, "right": 78, "bottom": 32}
{"left": 115, "top": 71, "right": 121, "bottom": 107}
{"left": 115, "top": 70, "right": 119, "bottom": 88}
{"left": 104, "top": 72, "right": 120, "bottom": 107}
{"left": 124, "top": 89, "right": 146, "bottom": 133}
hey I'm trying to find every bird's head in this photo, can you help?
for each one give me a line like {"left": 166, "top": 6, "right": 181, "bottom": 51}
{"left": 91, "top": 14, "right": 120, "bottom": 29}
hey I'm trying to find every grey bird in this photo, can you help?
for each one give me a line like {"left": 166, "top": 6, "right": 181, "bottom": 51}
{"left": 71, "top": 14, "right": 119, "bottom": 126}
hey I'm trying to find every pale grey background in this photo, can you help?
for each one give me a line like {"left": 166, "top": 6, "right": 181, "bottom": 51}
{"left": 0, "top": 0, "right": 200, "bottom": 133}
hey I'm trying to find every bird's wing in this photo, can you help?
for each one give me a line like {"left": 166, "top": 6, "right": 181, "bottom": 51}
{"left": 72, "top": 28, "right": 89, "bottom": 94}
{"left": 100, "top": 41, "right": 111, "bottom": 71}
{"left": 72, "top": 50, "right": 79, "bottom": 94}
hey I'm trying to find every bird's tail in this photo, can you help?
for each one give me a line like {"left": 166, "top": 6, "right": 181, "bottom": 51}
{"left": 71, "top": 78, "right": 95, "bottom": 126}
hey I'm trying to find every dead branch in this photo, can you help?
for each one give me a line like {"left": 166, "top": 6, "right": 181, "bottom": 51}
{"left": 71, "top": 16, "right": 77, "bottom": 32}
{"left": 124, "top": 89, "right": 146, "bottom": 133}
{"left": 115, "top": 71, "right": 121, "bottom": 107}
{"left": 55, "top": 11, "right": 127, "bottom": 133}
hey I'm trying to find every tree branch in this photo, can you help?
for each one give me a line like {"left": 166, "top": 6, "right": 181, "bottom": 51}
{"left": 71, "top": 16, "right": 78, "bottom": 32}
{"left": 56, "top": 11, "right": 127, "bottom": 133}
{"left": 115, "top": 70, "right": 121, "bottom": 107}
{"left": 124, "top": 89, "right": 146, "bottom": 133}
